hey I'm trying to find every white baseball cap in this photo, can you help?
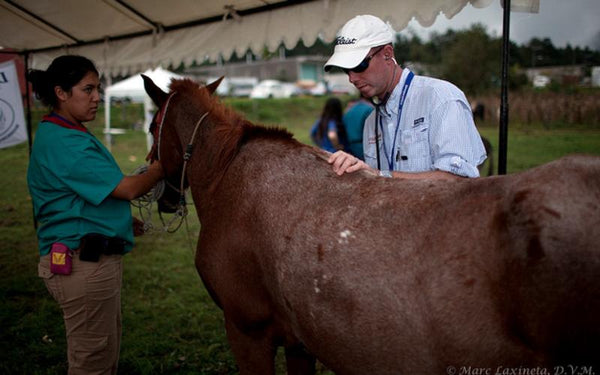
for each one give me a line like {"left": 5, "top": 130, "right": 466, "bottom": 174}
{"left": 324, "top": 15, "right": 395, "bottom": 72}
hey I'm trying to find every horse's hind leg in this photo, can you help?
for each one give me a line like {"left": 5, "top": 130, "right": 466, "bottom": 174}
{"left": 225, "top": 319, "right": 276, "bottom": 375}
{"left": 285, "top": 344, "right": 316, "bottom": 375}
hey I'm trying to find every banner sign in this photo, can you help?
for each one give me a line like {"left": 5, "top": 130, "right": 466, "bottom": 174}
{"left": 0, "top": 60, "right": 28, "bottom": 149}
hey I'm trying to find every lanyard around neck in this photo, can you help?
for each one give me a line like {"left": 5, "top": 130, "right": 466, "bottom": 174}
{"left": 378, "top": 71, "right": 414, "bottom": 171}
{"left": 43, "top": 113, "right": 88, "bottom": 133}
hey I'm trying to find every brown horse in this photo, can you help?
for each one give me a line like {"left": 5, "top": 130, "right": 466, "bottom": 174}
{"left": 143, "top": 76, "right": 600, "bottom": 375}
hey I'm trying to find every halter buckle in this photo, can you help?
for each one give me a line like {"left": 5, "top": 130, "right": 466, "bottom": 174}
{"left": 183, "top": 144, "right": 194, "bottom": 161}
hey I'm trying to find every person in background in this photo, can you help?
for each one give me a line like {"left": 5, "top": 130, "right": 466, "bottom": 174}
{"left": 310, "top": 97, "right": 350, "bottom": 153}
{"left": 27, "top": 55, "right": 164, "bottom": 375}
{"left": 325, "top": 15, "right": 486, "bottom": 180}
{"left": 342, "top": 96, "right": 373, "bottom": 160}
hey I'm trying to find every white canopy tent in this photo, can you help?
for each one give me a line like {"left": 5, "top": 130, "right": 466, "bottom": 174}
{"left": 1, "top": 0, "right": 538, "bottom": 76}
{"left": 103, "top": 67, "right": 185, "bottom": 151}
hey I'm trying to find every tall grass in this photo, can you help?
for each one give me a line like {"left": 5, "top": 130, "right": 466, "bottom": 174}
{"left": 471, "top": 89, "right": 600, "bottom": 130}
{"left": 1, "top": 95, "right": 599, "bottom": 374}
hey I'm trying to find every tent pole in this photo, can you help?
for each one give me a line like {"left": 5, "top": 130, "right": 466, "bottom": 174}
{"left": 498, "top": 0, "right": 511, "bottom": 175}
{"left": 104, "top": 79, "right": 112, "bottom": 152}
{"left": 22, "top": 51, "right": 38, "bottom": 229}
{"left": 24, "top": 52, "right": 33, "bottom": 156}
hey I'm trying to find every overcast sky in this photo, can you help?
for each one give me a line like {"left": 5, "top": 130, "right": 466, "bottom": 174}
{"left": 399, "top": 0, "right": 600, "bottom": 50}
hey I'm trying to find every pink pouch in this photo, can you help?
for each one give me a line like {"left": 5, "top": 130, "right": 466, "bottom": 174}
{"left": 50, "top": 242, "right": 72, "bottom": 275}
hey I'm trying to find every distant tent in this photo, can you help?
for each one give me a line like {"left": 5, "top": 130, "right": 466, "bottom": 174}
{"left": 103, "top": 67, "right": 185, "bottom": 151}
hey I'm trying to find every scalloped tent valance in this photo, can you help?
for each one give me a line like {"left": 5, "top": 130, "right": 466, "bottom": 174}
{"left": 0, "top": 0, "right": 538, "bottom": 77}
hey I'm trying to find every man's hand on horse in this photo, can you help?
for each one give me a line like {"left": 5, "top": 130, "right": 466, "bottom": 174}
{"left": 328, "top": 151, "right": 376, "bottom": 176}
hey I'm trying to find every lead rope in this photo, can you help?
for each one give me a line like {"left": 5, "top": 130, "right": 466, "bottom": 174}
{"left": 130, "top": 165, "right": 164, "bottom": 233}
{"left": 130, "top": 165, "right": 186, "bottom": 233}
{"left": 131, "top": 111, "right": 210, "bottom": 239}
{"left": 158, "top": 111, "right": 210, "bottom": 233}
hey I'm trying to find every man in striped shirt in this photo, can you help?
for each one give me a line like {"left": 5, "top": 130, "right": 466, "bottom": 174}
{"left": 325, "top": 15, "right": 486, "bottom": 180}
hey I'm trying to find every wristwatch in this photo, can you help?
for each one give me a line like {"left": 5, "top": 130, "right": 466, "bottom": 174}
{"left": 379, "top": 170, "right": 392, "bottom": 178}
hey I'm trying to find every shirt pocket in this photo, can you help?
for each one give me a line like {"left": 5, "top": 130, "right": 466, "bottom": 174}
{"left": 363, "top": 139, "right": 379, "bottom": 169}
{"left": 398, "top": 125, "right": 431, "bottom": 171}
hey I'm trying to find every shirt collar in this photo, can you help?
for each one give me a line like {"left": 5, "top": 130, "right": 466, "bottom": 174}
{"left": 43, "top": 113, "right": 88, "bottom": 133}
{"left": 382, "top": 68, "right": 412, "bottom": 117}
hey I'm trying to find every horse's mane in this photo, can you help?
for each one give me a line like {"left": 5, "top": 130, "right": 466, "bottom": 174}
{"left": 169, "top": 78, "right": 295, "bottom": 143}
{"left": 168, "top": 78, "right": 299, "bottom": 191}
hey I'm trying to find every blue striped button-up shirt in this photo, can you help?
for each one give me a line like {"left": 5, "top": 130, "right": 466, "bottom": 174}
{"left": 362, "top": 69, "right": 487, "bottom": 177}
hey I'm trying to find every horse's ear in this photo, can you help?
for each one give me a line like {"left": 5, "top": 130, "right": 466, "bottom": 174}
{"left": 142, "top": 74, "right": 168, "bottom": 107}
{"left": 205, "top": 76, "right": 224, "bottom": 95}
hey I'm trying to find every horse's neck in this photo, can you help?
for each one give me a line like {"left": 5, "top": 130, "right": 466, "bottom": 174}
{"left": 183, "top": 114, "right": 245, "bottom": 203}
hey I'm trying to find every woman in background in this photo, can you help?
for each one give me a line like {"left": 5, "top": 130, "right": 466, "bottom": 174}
{"left": 310, "top": 97, "right": 350, "bottom": 153}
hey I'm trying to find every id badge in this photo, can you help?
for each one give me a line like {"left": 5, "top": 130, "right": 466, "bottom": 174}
{"left": 50, "top": 242, "right": 73, "bottom": 275}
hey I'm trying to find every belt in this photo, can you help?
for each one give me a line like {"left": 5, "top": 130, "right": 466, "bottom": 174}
{"left": 79, "top": 233, "right": 125, "bottom": 262}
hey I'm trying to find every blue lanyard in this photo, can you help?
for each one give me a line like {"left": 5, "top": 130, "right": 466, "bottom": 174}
{"left": 379, "top": 71, "right": 414, "bottom": 171}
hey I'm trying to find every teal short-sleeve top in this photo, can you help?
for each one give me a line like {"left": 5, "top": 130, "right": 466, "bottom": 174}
{"left": 27, "top": 116, "right": 133, "bottom": 256}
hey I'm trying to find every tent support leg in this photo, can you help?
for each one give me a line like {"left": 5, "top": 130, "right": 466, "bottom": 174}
{"left": 498, "top": 0, "right": 511, "bottom": 175}
{"left": 22, "top": 51, "right": 38, "bottom": 229}
{"left": 24, "top": 52, "right": 33, "bottom": 156}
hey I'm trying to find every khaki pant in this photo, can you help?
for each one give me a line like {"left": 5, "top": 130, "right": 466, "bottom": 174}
{"left": 39, "top": 252, "right": 123, "bottom": 375}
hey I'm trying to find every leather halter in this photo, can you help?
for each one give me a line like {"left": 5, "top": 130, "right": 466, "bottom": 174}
{"left": 147, "top": 92, "right": 177, "bottom": 163}
{"left": 147, "top": 91, "right": 210, "bottom": 218}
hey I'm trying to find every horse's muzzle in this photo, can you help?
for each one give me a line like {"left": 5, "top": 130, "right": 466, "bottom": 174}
{"left": 158, "top": 199, "right": 179, "bottom": 214}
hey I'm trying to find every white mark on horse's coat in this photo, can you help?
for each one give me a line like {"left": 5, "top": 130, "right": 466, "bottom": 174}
{"left": 314, "top": 278, "right": 321, "bottom": 293}
{"left": 338, "top": 229, "right": 354, "bottom": 244}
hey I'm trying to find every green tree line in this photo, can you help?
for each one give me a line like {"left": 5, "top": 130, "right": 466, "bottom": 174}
{"left": 197, "top": 23, "right": 599, "bottom": 96}
{"left": 284, "top": 24, "right": 600, "bottom": 95}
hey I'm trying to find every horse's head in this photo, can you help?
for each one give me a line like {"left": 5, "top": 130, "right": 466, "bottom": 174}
{"left": 142, "top": 74, "right": 223, "bottom": 213}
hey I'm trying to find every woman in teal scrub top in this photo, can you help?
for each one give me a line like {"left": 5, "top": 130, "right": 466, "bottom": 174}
{"left": 27, "top": 55, "right": 164, "bottom": 374}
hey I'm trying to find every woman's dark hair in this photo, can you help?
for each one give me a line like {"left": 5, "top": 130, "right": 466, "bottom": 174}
{"left": 27, "top": 55, "right": 98, "bottom": 108}
{"left": 316, "top": 97, "right": 348, "bottom": 148}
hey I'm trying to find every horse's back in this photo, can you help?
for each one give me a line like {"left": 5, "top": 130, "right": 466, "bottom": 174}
{"left": 268, "top": 152, "right": 600, "bottom": 370}
{"left": 280, "top": 154, "right": 600, "bottom": 369}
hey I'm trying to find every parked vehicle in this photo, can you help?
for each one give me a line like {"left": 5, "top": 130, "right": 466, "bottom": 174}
{"left": 309, "top": 81, "right": 327, "bottom": 96}
{"left": 296, "top": 80, "right": 327, "bottom": 96}
{"left": 329, "top": 83, "right": 357, "bottom": 95}
{"left": 250, "top": 80, "right": 295, "bottom": 99}
{"left": 230, "top": 82, "right": 257, "bottom": 97}
{"left": 533, "top": 75, "right": 550, "bottom": 88}
{"left": 210, "top": 77, "right": 258, "bottom": 97}
{"left": 282, "top": 82, "right": 300, "bottom": 97}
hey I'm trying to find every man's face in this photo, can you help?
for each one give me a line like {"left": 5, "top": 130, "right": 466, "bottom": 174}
{"left": 346, "top": 45, "right": 390, "bottom": 100}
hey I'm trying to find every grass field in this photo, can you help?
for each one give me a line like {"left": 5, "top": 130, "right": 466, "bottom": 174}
{"left": 1, "top": 96, "right": 599, "bottom": 374}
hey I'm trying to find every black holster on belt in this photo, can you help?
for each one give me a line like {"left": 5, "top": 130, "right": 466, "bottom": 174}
{"left": 79, "top": 233, "right": 126, "bottom": 262}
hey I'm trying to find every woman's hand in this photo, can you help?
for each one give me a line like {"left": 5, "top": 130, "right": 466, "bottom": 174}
{"left": 111, "top": 160, "right": 165, "bottom": 201}
{"left": 146, "top": 160, "right": 165, "bottom": 178}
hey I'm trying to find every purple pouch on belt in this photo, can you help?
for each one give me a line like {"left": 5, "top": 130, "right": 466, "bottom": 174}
{"left": 50, "top": 242, "right": 72, "bottom": 275}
